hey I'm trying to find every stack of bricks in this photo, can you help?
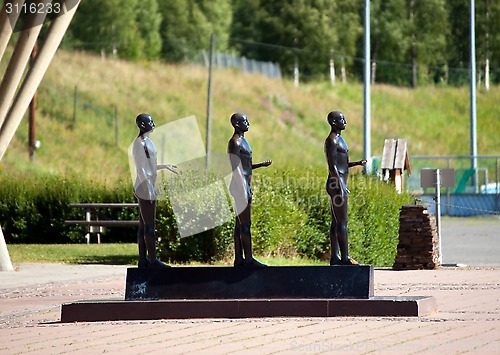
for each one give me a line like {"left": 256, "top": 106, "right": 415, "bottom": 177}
{"left": 393, "top": 204, "right": 440, "bottom": 270}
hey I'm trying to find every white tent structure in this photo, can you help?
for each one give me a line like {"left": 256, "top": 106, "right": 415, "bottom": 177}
{"left": 0, "top": 0, "right": 81, "bottom": 271}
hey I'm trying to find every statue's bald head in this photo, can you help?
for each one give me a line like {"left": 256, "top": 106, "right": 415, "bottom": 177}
{"left": 231, "top": 112, "right": 247, "bottom": 126}
{"left": 327, "top": 111, "right": 345, "bottom": 125}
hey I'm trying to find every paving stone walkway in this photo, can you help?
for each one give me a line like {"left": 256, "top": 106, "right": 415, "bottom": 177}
{"left": 1, "top": 263, "right": 499, "bottom": 354}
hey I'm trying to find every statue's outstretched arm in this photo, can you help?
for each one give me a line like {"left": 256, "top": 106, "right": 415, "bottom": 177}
{"left": 158, "top": 164, "right": 179, "bottom": 174}
{"left": 348, "top": 160, "right": 367, "bottom": 168}
{"left": 252, "top": 160, "right": 272, "bottom": 169}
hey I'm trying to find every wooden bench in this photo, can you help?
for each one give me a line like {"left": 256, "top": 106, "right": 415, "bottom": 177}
{"left": 65, "top": 203, "right": 139, "bottom": 244}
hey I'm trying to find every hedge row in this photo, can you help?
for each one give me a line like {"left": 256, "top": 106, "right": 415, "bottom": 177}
{"left": 156, "top": 168, "right": 412, "bottom": 266}
{"left": 0, "top": 174, "right": 137, "bottom": 244}
{"left": 0, "top": 169, "right": 412, "bottom": 266}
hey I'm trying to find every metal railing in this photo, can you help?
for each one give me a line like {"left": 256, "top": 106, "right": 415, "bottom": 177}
{"left": 373, "top": 155, "right": 500, "bottom": 195}
{"left": 372, "top": 155, "right": 500, "bottom": 216}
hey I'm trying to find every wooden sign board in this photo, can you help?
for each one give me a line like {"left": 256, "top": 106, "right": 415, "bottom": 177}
{"left": 420, "top": 169, "right": 455, "bottom": 188}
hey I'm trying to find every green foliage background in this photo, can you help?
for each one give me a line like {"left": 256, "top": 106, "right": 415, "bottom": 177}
{"left": 55, "top": 0, "right": 500, "bottom": 85}
{"left": 0, "top": 47, "right": 498, "bottom": 267}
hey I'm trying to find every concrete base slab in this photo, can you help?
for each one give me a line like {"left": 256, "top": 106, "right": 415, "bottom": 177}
{"left": 60, "top": 296, "right": 437, "bottom": 322}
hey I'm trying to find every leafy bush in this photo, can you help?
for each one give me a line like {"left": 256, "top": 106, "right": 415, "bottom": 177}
{"left": 0, "top": 169, "right": 411, "bottom": 266}
{"left": 251, "top": 169, "right": 330, "bottom": 259}
{"left": 347, "top": 174, "right": 413, "bottom": 265}
{"left": 0, "top": 173, "right": 137, "bottom": 244}
{"left": 251, "top": 168, "right": 412, "bottom": 266}
{"left": 157, "top": 167, "right": 412, "bottom": 266}
{"left": 155, "top": 168, "right": 233, "bottom": 263}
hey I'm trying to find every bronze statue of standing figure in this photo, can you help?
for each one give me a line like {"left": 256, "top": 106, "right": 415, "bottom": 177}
{"left": 325, "top": 111, "right": 366, "bottom": 266}
{"left": 228, "top": 113, "right": 272, "bottom": 267}
{"left": 132, "top": 113, "right": 178, "bottom": 268}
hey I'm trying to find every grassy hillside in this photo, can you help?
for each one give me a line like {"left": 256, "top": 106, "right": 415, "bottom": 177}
{"left": 1, "top": 49, "right": 499, "bottom": 183}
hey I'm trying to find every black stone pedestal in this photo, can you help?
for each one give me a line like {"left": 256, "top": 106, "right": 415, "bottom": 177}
{"left": 125, "top": 266, "right": 374, "bottom": 300}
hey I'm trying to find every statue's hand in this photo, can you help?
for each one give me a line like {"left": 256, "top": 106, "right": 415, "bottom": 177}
{"left": 340, "top": 181, "right": 349, "bottom": 197}
{"left": 165, "top": 164, "right": 180, "bottom": 175}
{"left": 252, "top": 160, "right": 272, "bottom": 170}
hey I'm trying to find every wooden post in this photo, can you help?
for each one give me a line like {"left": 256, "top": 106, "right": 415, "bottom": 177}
{"left": 29, "top": 41, "right": 37, "bottom": 160}
{"left": 381, "top": 139, "right": 411, "bottom": 193}
{"left": 85, "top": 207, "right": 91, "bottom": 244}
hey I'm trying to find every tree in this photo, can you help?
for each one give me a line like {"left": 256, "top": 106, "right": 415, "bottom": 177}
{"left": 446, "top": 0, "right": 471, "bottom": 85}
{"left": 474, "top": 0, "right": 500, "bottom": 86}
{"left": 135, "top": 0, "right": 163, "bottom": 60}
{"left": 368, "top": 0, "right": 410, "bottom": 84}
{"left": 446, "top": 0, "right": 500, "bottom": 86}
{"left": 407, "top": 0, "right": 449, "bottom": 87}
{"left": 334, "top": 1, "right": 363, "bottom": 80}
{"left": 231, "top": 0, "right": 340, "bottom": 80}
{"left": 158, "top": 0, "right": 232, "bottom": 62}
{"left": 64, "top": 0, "right": 162, "bottom": 61}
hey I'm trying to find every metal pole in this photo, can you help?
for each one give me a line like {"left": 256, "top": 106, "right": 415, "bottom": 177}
{"left": 205, "top": 33, "right": 215, "bottom": 170}
{"left": 410, "top": 0, "right": 417, "bottom": 88}
{"left": 435, "top": 169, "right": 442, "bottom": 264}
{"left": 496, "top": 157, "right": 499, "bottom": 213}
{"left": 72, "top": 85, "right": 77, "bottom": 128}
{"left": 485, "top": 0, "right": 490, "bottom": 92}
{"left": 363, "top": 0, "right": 371, "bottom": 173}
{"left": 0, "top": 0, "right": 81, "bottom": 161}
{"left": 329, "top": 49, "right": 335, "bottom": 87}
{"left": 114, "top": 105, "right": 118, "bottom": 146}
{"left": 470, "top": 0, "right": 478, "bottom": 191}
{"left": 446, "top": 157, "right": 451, "bottom": 216}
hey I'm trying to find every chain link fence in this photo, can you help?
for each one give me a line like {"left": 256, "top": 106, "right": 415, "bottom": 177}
{"left": 192, "top": 50, "right": 282, "bottom": 80}
{"left": 373, "top": 155, "right": 500, "bottom": 216}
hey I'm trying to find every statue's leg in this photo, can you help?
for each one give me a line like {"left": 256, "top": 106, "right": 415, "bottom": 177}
{"left": 230, "top": 179, "right": 246, "bottom": 266}
{"left": 238, "top": 205, "right": 252, "bottom": 260}
{"left": 138, "top": 199, "right": 169, "bottom": 268}
{"left": 137, "top": 215, "right": 148, "bottom": 268}
{"left": 239, "top": 203, "right": 266, "bottom": 268}
{"left": 329, "top": 202, "right": 341, "bottom": 265}
{"left": 334, "top": 195, "right": 349, "bottom": 261}
{"left": 233, "top": 217, "right": 244, "bottom": 266}
{"left": 334, "top": 195, "right": 358, "bottom": 265}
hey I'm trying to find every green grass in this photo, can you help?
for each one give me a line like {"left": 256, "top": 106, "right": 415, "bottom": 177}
{"left": 8, "top": 243, "right": 138, "bottom": 265}
{"left": 7, "top": 243, "right": 324, "bottom": 266}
